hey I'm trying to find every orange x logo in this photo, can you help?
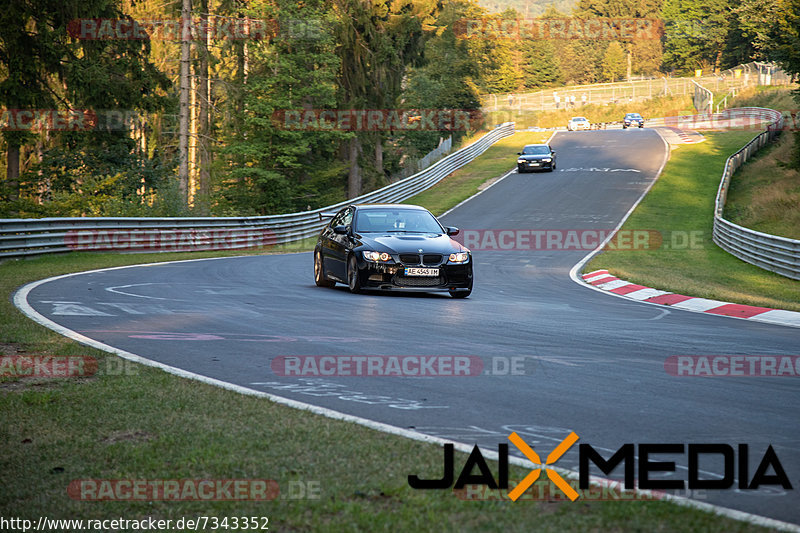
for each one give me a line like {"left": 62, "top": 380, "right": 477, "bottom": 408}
{"left": 508, "top": 432, "right": 580, "bottom": 501}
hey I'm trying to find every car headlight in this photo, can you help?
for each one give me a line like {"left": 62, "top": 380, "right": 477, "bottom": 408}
{"left": 542, "top": 158, "right": 551, "bottom": 162}
{"left": 448, "top": 251, "right": 470, "bottom": 263}
{"left": 363, "top": 250, "right": 392, "bottom": 262}
{"left": 517, "top": 159, "right": 526, "bottom": 164}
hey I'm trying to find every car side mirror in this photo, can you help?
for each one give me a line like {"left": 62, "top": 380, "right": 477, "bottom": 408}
{"left": 333, "top": 225, "right": 349, "bottom": 235}
{"left": 517, "top": 152, "right": 522, "bottom": 155}
{"left": 551, "top": 150, "right": 556, "bottom": 155}
{"left": 445, "top": 226, "right": 459, "bottom": 236}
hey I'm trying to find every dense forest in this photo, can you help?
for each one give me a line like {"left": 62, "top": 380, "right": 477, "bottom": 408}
{"left": 1, "top": 0, "right": 798, "bottom": 218}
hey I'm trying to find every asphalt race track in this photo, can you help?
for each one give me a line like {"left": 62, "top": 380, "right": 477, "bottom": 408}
{"left": 20, "top": 129, "right": 800, "bottom": 526}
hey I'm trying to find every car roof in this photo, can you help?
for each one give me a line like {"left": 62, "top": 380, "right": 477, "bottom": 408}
{"left": 570, "top": 116, "right": 588, "bottom": 120}
{"left": 625, "top": 112, "right": 642, "bottom": 116}
{"left": 522, "top": 143, "right": 551, "bottom": 148}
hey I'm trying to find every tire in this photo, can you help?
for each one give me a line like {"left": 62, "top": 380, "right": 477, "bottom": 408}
{"left": 623, "top": 124, "right": 628, "bottom": 129}
{"left": 347, "top": 254, "right": 362, "bottom": 294}
{"left": 314, "top": 251, "right": 335, "bottom": 288}
{"left": 517, "top": 166, "right": 526, "bottom": 174}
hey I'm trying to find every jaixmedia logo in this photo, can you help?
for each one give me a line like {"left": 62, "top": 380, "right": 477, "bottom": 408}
{"left": 408, "top": 432, "right": 793, "bottom": 501}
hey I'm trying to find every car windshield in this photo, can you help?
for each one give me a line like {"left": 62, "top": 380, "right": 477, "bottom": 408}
{"left": 626, "top": 113, "right": 642, "bottom": 119}
{"left": 522, "top": 145, "right": 550, "bottom": 155}
{"left": 572, "top": 117, "right": 587, "bottom": 122}
{"left": 355, "top": 209, "right": 444, "bottom": 233}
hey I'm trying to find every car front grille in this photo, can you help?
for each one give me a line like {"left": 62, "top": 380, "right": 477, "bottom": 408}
{"left": 422, "top": 254, "right": 442, "bottom": 265}
{"left": 398, "top": 253, "right": 443, "bottom": 266}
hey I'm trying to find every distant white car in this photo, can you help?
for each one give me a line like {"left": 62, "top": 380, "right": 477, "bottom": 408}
{"left": 567, "top": 117, "right": 590, "bottom": 131}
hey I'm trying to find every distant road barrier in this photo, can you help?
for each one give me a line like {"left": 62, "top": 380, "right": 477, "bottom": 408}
{"left": 712, "top": 108, "right": 800, "bottom": 280}
{"left": 0, "top": 123, "right": 515, "bottom": 259}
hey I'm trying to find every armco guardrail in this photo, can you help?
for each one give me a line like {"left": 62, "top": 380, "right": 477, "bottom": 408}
{"left": 0, "top": 122, "right": 515, "bottom": 259}
{"left": 712, "top": 108, "right": 800, "bottom": 280}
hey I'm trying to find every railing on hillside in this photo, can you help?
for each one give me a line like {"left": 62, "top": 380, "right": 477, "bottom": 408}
{"left": 391, "top": 136, "right": 453, "bottom": 181}
{"left": 712, "top": 108, "right": 800, "bottom": 280}
{"left": 483, "top": 62, "right": 791, "bottom": 113}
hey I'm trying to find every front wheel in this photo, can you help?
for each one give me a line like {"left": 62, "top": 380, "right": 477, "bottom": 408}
{"left": 347, "top": 254, "right": 362, "bottom": 294}
{"left": 314, "top": 251, "right": 335, "bottom": 288}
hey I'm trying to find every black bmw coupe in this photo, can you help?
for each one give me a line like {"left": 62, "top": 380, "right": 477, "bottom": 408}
{"left": 314, "top": 204, "right": 473, "bottom": 297}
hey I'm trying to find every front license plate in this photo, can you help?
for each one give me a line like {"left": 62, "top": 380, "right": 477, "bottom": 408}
{"left": 405, "top": 267, "right": 439, "bottom": 277}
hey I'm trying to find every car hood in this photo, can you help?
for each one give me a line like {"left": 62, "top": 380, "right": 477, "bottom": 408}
{"left": 355, "top": 233, "right": 467, "bottom": 254}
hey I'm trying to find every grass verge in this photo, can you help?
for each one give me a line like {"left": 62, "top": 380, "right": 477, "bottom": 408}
{"left": 0, "top": 250, "right": 779, "bottom": 531}
{"left": 586, "top": 131, "right": 800, "bottom": 312}
{"left": 721, "top": 85, "right": 800, "bottom": 242}
{"left": 725, "top": 131, "right": 800, "bottom": 239}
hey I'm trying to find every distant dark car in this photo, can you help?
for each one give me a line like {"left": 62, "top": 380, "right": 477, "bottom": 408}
{"left": 623, "top": 113, "right": 645, "bottom": 128}
{"left": 314, "top": 204, "right": 473, "bottom": 298}
{"left": 517, "top": 144, "right": 556, "bottom": 173}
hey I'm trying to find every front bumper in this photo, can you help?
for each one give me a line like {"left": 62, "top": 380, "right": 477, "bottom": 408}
{"left": 355, "top": 257, "right": 473, "bottom": 292}
{"left": 518, "top": 159, "right": 553, "bottom": 171}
